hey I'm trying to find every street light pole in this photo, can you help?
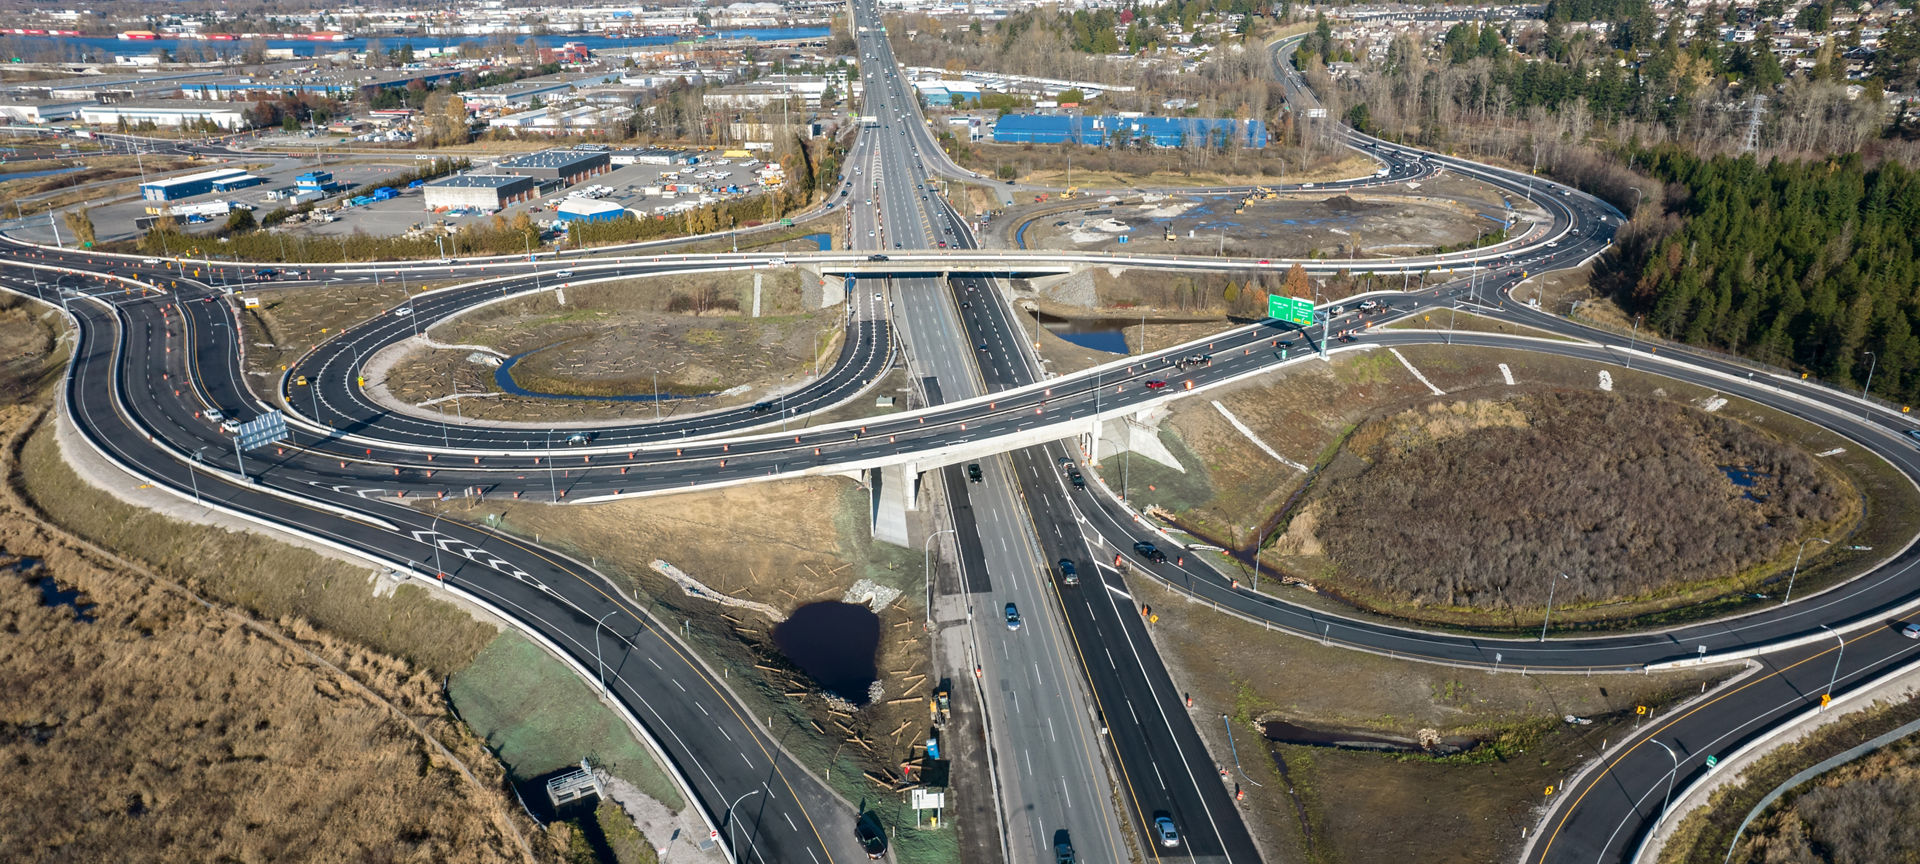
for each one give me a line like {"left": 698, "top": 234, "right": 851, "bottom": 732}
{"left": 1625, "top": 314, "right": 1643, "bottom": 369}
{"left": 1783, "top": 538, "right": 1832, "bottom": 604}
{"left": 922, "top": 527, "right": 957, "bottom": 627}
{"left": 1820, "top": 624, "right": 1845, "bottom": 708}
{"left": 1650, "top": 739, "right": 1680, "bottom": 828}
{"left": 594, "top": 608, "right": 618, "bottom": 699}
{"left": 429, "top": 515, "right": 444, "bottom": 577}
{"left": 1860, "top": 350, "right": 1878, "bottom": 417}
{"left": 722, "top": 789, "right": 762, "bottom": 864}
{"left": 545, "top": 429, "right": 559, "bottom": 500}
{"left": 1541, "top": 572, "right": 1570, "bottom": 641}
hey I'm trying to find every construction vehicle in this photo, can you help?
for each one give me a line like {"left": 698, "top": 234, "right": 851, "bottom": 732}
{"left": 1163, "top": 223, "right": 1176, "bottom": 242}
{"left": 931, "top": 682, "right": 952, "bottom": 727}
{"left": 1062, "top": 187, "right": 1078, "bottom": 200}
{"left": 1254, "top": 185, "right": 1278, "bottom": 200}
{"left": 1035, "top": 193, "right": 1050, "bottom": 203}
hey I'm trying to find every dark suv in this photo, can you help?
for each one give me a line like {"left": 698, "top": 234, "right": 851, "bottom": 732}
{"left": 1057, "top": 559, "right": 1079, "bottom": 587}
{"left": 1068, "top": 469, "right": 1086, "bottom": 489}
{"left": 1132, "top": 542, "right": 1168, "bottom": 564}
{"left": 966, "top": 463, "right": 983, "bottom": 483}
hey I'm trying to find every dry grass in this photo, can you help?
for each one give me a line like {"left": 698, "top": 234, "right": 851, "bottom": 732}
{"left": 0, "top": 381, "right": 553, "bottom": 862}
{"left": 1132, "top": 569, "right": 1726, "bottom": 864}
{"left": 424, "top": 476, "right": 934, "bottom": 798}
{"left": 379, "top": 270, "right": 842, "bottom": 422}
{"left": 1284, "top": 390, "right": 1856, "bottom": 623}
{"left": 1382, "top": 307, "right": 1576, "bottom": 341}
{"left": 239, "top": 276, "right": 463, "bottom": 385}
{"left": 1131, "top": 344, "right": 1915, "bottom": 632}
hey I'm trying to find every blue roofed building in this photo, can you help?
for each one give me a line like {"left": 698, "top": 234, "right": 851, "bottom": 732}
{"left": 991, "top": 114, "right": 1267, "bottom": 149}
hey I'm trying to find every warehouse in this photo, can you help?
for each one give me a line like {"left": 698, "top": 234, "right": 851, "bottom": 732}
{"left": 494, "top": 149, "right": 610, "bottom": 185}
{"left": 141, "top": 168, "right": 250, "bottom": 202}
{"left": 423, "top": 173, "right": 537, "bottom": 210}
{"left": 990, "top": 114, "right": 1268, "bottom": 149}
{"left": 78, "top": 101, "right": 249, "bottom": 130}
{"left": 556, "top": 198, "right": 627, "bottom": 224}
{"left": 211, "top": 174, "right": 267, "bottom": 192}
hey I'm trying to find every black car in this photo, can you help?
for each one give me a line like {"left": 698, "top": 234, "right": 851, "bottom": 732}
{"left": 966, "top": 463, "right": 983, "bottom": 483}
{"left": 1133, "top": 542, "right": 1168, "bottom": 564}
{"left": 749, "top": 401, "right": 774, "bottom": 414}
{"left": 1068, "top": 469, "right": 1085, "bottom": 489}
{"left": 867, "top": 254, "right": 889, "bottom": 262}
{"left": 1057, "top": 559, "right": 1079, "bottom": 587}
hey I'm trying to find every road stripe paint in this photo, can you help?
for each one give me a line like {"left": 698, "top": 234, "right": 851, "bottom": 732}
{"left": 1105, "top": 582, "right": 1133, "bottom": 600}
{"left": 1499, "top": 362, "right": 1515, "bottom": 385}
{"left": 1389, "top": 347, "right": 1446, "bottom": 395}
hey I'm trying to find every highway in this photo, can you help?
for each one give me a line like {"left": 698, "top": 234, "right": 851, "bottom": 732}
{"left": 7, "top": 19, "right": 1920, "bottom": 864}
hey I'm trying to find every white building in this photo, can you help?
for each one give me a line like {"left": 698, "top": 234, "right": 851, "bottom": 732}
{"left": 78, "top": 102, "right": 248, "bottom": 129}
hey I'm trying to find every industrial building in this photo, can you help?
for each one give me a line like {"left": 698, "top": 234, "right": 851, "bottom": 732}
{"left": 211, "top": 174, "right": 266, "bottom": 192}
{"left": 556, "top": 198, "right": 626, "bottom": 224}
{"left": 494, "top": 149, "right": 610, "bottom": 185}
{"left": 423, "top": 173, "right": 537, "bottom": 210}
{"left": 990, "top": 114, "right": 1268, "bottom": 149}
{"left": 78, "top": 101, "right": 249, "bottom": 130}
{"left": 140, "top": 168, "right": 250, "bottom": 202}
{"left": 0, "top": 98, "right": 92, "bottom": 124}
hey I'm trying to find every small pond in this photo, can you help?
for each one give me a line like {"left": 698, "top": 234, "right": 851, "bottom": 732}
{"left": 12, "top": 557, "right": 94, "bottom": 623}
{"left": 1026, "top": 310, "right": 1130, "bottom": 354}
{"left": 773, "top": 601, "right": 880, "bottom": 705}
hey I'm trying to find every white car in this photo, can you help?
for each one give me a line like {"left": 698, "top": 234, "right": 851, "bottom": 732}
{"left": 555, "top": 270, "right": 574, "bottom": 278}
{"left": 395, "top": 306, "right": 412, "bottom": 317}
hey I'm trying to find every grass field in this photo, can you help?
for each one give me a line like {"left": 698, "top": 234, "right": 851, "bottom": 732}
{"left": 450, "top": 632, "right": 685, "bottom": 809}
{"left": 1381, "top": 307, "right": 1576, "bottom": 341}
{"left": 1132, "top": 569, "right": 1726, "bottom": 864}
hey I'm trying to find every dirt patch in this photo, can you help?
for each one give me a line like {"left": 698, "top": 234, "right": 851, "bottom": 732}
{"left": 1130, "top": 569, "right": 1727, "bottom": 864}
{"left": 380, "top": 270, "right": 842, "bottom": 422}
{"left": 1285, "top": 390, "right": 1855, "bottom": 623}
{"left": 1019, "top": 190, "right": 1486, "bottom": 261}
{"left": 420, "top": 477, "right": 940, "bottom": 824}
{"left": 239, "top": 276, "right": 463, "bottom": 388}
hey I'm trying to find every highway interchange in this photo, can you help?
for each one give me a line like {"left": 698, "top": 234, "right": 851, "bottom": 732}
{"left": 6, "top": 16, "right": 1920, "bottom": 864}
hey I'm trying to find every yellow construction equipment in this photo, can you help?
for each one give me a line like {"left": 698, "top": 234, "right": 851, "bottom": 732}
{"left": 1062, "top": 187, "right": 1079, "bottom": 200}
{"left": 1254, "top": 186, "right": 1278, "bottom": 200}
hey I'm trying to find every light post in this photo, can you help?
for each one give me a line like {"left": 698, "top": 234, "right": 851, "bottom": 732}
{"left": 722, "top": 788, "right": 762, "bottom": 864}
{"left": 429, "top": 515, "right": 444, "bottom": 577}
{"left": 652, "top": 371, "right": 661, "bottom": 422}
{"left": 544, "top": 429, "right": 559, "bottom": 500}
{"left": 1625, "top": 314, "right": 1644, "bottom": 369}
{"left": 1783, "top": 538, "right": 1832, "bottom": 604}
{"left": 1650, "top": 739, "right": 1679, "bottom": 829}
{"left": 1541, "top": 572, "right": 1570, "bottom": 641}
{"left": 1860, "top": 350, "right": 1878, "bottom": 416}
{"left": 188, "top": 448, "right": 207, "bottom": 504}
{"left": 922, "top": 528, "right": 956, "bottom": 627}
{"left": 1820, "top": 624, "right": 1845, "bottom": 708}
{"left": 593, "top": 608, "right": 618, "bottom": 699}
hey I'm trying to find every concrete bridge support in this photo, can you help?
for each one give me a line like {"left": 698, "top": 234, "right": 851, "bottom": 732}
{"left": 868, "top": 461, "right": 920, "bottom": 547}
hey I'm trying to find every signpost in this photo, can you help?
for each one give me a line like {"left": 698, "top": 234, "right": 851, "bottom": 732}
{"left": 1267, "top": 295, "right": 1315, "bottom": 327}
{"left": 231, "top": 409, "right": 289, "bottom": 479}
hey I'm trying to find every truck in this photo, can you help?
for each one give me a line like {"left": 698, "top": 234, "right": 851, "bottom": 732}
{"left": 860, "top": 115, "right": 879, "bottom": 127}
{"left": 71, "top": 129, "right": 96, "bottom": 140}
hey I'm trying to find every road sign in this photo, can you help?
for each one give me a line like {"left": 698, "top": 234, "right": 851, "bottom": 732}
{"left": 1705, "top": 754, "right": 1719, "bottom": 767}
{"left": 1268, "top": 295, "right": 1314, "bottom": 327}
{"left": 234, "top": 409, "right": 289, "bottom": 451}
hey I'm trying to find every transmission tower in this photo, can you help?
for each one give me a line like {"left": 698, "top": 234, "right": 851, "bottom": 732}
{"left": 1742, "top": 94, "right": 1767, "bottom": 153}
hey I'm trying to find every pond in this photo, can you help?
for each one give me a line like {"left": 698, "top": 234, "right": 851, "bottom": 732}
{"left": 1720, "top": 465, "right": 1770, "bottom": 502}
{"left": 1026, "top": 310, "right": 1131, "bottom": 354}
{"left": 12, "top": 557, "right": 95, "bottom": 623}
{"left": 772, "top": 601, "right": 880, "bottom": 705}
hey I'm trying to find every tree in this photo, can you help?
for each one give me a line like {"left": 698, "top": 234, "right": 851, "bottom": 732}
{"left": 63, "top": 208, "right": 96, "bottom": 248}
{"left": 1284, "top": 262, "right": 1311, "bottom": 299}
{"left": 1058, "top": 88, "right": 1086, "bottom": 104}
{"left": 225, "top": 208, "right": 256, "bottom": 234}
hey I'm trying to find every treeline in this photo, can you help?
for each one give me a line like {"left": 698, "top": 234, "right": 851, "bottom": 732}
{"left": 1616, "top": 149, "right": 1920, "bottom": 402}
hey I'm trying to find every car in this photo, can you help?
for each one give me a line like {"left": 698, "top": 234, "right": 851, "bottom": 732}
{"left": 1057, "top": 559, "right": 1079, "bottom": 587}
{"left": 749, "top": 401, "right": 774, "bottom": 414}
{"left": 1068, "top": 469, "right": 1085, "bottom": 489}
{"left": 874, "top": 292, "right": 883, "bottom": 301}
{"left": 1905, "top": 429, "right": 1920, "bottom": 445}
{"left": 294, "top": 375, "right": 308, "bottom": 386}
{"left": 219, "top": 419, "right": 241, "bottom": 434}
{"left": 554, "top": 270, "right": 574, "bottom": 278}
{"left": 1358, "top": 300, "right": 1378, "bottom": 310}
{"left": 937, "top": 240, "right": 947, "bottom": 248}
{"left": 140, "top": 257, "right": 160, "bottom": 265}
{"left": 1331, "top": 305, "right": 1345, "bottom": 315}
{"left": 976, "top": 342, "right": 989, "bottom": 351}
{"left": 203, "top": 408, "right": 225, "bottom": 423}
{"left": 1133, "top": 542, "right": 1168, "bottom": 564}
{"left": 1154, "top": 816, "right": 1179, "bottom": 847}
{"left": 1904, "top": 623, "right": 1920, "bottom": 639}
{"left": 1058, "top": 456, "right": 1076, "bottom": 471}
{"left": 966, "top": 463, "right": 983, "bottom": 483}
{"left": 1055, "top": 841, "right": 1075, "bottom": 864}
{"left": 1004, "top": 602, "right": 1022, "bottom": 631}
{"left": 394, "top": 306, "right": 412, "bottom": 317}
{"left": 868, "top": 254, "right": 889, "bottom": 262}
{"left": 1144, "top": 380, "right": 1167, "bottom": 390}
{"left": 565, "top": 432, "right": 594, "bottom": 445}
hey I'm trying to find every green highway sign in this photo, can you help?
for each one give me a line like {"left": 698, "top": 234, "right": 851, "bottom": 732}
{"left": 1268, "top": 295, "right": 1315, "bottom": 326}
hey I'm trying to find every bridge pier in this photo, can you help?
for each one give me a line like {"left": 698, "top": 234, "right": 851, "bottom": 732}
{"left": 867, "top": 462, "right": 920, "bottom": 547}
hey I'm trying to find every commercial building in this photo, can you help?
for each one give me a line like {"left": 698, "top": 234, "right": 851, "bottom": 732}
{"left": 0, "top": 98, "right": 92, "bottom": 124}
{"left": 140, "top": 168, "right": 250, "bottom": 202}
{"left": 423, "top": 173, "right": 537, "bottom": 210}
{"left": 78, "top": 102, "right": 248, "bottom": 130}
{"left": 211, "top": 174, "right": 266, "bottom": 192}
{"left": 990, "top": 114, "right": 1268, "bottom": 149}
{"left": 494, "top": 149, "right": 610, "bottom": 185}
{"left": 556, "top": 198, "right": 626, "bottom": 224}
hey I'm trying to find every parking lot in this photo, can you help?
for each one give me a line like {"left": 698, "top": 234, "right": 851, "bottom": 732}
{"left": 72, "top": 158, "right": 414, "bottom": 244}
